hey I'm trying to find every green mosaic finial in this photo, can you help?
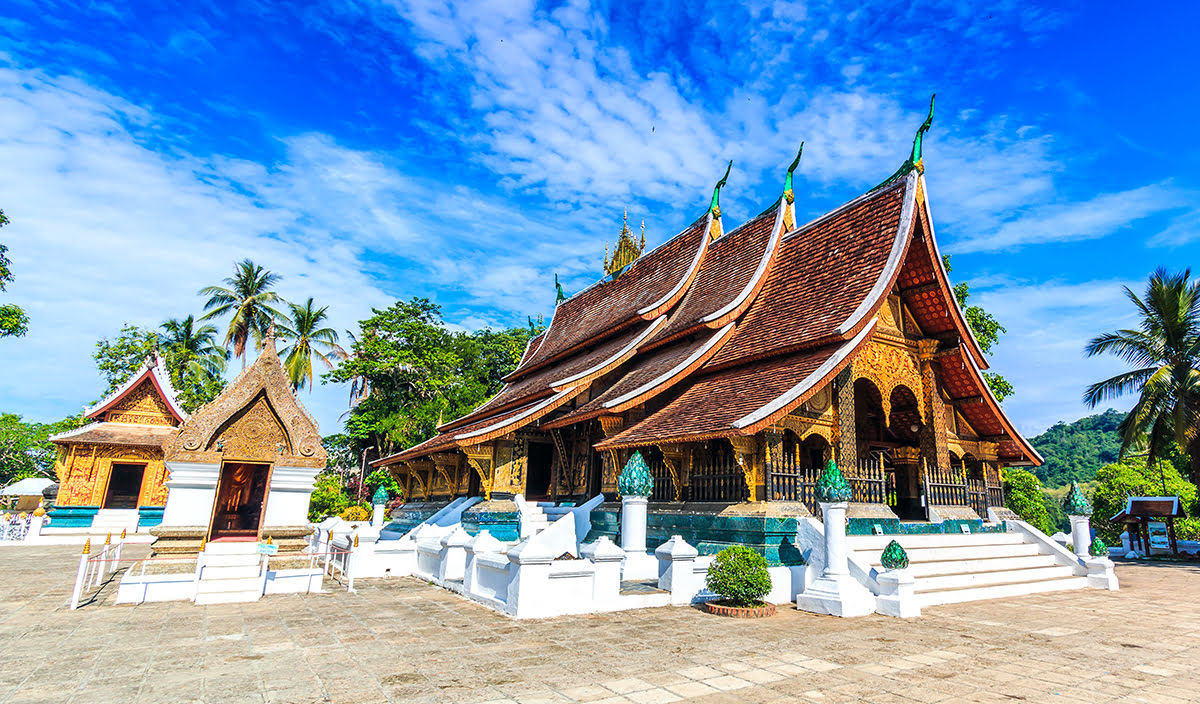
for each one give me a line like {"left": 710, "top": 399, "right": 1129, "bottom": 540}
{"left": 881, "top": 540, "right": 909, "bottom": 570}
{"left": 709, "top": 160, "right": 732, "bottom": 215}
{"left": 909, "top": 93, "right": 935, "bottom": 167}
{"left": 372, "top": 485, "right": 389, "bottom": 506}
{"left": 554, "top": 274, "right": 566, "bottom": 306}
{"left": 783, "top": 143, "right": 803, "bottom": 202}
{"left": 1063, "top": 481, "right": 1092, "bottom": 517}
{"left": 815, "top": 459, "right": 852, "bottom": 503}
{"left": 1088, "top": 537, "right": 1108, "bottom": 558}
{"left": 617, "top": 450, "right": 654, "bottom": 497}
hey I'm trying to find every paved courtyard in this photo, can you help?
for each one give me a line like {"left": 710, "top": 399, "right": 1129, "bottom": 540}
{"left": 1, "top": 546, "right": 1199, "bottom": 703}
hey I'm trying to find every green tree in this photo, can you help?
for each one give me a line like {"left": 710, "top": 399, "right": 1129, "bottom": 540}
{"left": 278, "top": 298, "right": 346, "bottom": 392}
{"left": 944, "top": 255, "right": 1011, "bottom": 401}
{"left": 324, "top": 298, "right": 541, "bottom": 460}
{"left": 0, "top": 209, "right": 30, "bottom": 339}
{"left": 1030, "top": 409, "right": 1126, "bottom": 487}
{"left": 364, "top": 468, "right": 403, "bottom": 502}
{"left": 93, "top": 325, "right": 159, "bottom": 394}
{"left": 199, "top": 259, "right": 286, "bottom": 369}
{"left": 1004, "top": 467, "right": 1053, "bottom": 534}
{"left": 308, "top": 472, "right": 353, "bottom": 522}
{"left": 1091, "top": 456, "right": 1200, "bottom": 543}
{"left": 1084, "top": 268, "right": 1200, "bottom": 487}
{"left": 159, "top": 315, "right": 228, "bottom": 412}
{"left": 0, "top": 413, "right": 86, "bottom": 484}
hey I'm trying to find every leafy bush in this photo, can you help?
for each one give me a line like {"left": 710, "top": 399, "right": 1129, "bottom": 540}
{"left": 1004, "top": 468, "right": 1053, "bottom": 534}
{"left": 308, "top": 472, "right": 351, "bottom": 522}
{"left": 340, "top": 505, "right": 370, "bottom": 522}
{"left": 705, "top": 546, "right": 772, "bottom": 607}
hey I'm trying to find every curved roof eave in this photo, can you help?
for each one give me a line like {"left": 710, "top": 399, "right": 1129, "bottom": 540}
{"left": 954, "top": 342, "right": 1044, "bottom": 465}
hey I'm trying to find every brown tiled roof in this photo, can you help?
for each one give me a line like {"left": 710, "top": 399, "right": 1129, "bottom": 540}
{"left": 648, "top": 203, "right": 780, "bottom": 348}
{"left": 509, "top": 215, "right": 709, "bottom": 377}
{"left": 377, "top": 396, "right": 564, "bottom": 465}
{"left": 709, "top": 177, "right": 911, "bottom": 370}
{"left": 438, "top": 320, "right": 661, "bottom": 432}
{"left": 936, "top": 343, "right": 1041, "bottom": 465}
{"left": 595, "top": 339, "right": 860, "bottom": 450}
{"left": 50, "top": 422, "right": 174, "bottom": 448}
{"left": 542, "top": 324, "right": 734, "bottom": 429}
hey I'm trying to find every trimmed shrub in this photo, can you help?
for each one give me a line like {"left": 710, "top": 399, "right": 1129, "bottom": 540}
{"left": 340, "top": 505, "right": 370, "bottom": 522}
{"left": 705, "top": 546, "right": 772, "bottom": 607}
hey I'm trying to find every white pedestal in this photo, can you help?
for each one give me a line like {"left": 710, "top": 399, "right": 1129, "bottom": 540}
{"left": 875, "top": 569, "right": 920, "bottom": 618}
{"left": 795, "top": 502, "right": 874, "bottom": 618}
{"left": 372, "top": 504, "right": 385, "bottom": 527}
{"left": 620, "top": 495, "right": 657, "bottom": 580}
{"left": 1086, "top": 556, "right": 1120, "bottom": 591}
{"left": 1069, "top": 515, "right": 1091, "bottom": 559}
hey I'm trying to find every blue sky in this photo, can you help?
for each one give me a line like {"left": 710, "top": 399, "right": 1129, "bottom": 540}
{"left": 1, "top": 0, "right": 1197, "bottom": 438}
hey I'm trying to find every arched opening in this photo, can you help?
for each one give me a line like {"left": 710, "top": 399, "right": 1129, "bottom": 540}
{"left": 963, "top": 453, "right": 984, "bottom": 481}
{"left": 800, "top": 434, "right": 830, "bottom": 469}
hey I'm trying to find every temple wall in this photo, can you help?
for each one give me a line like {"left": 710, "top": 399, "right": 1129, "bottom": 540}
{"left": 53, "top": 444, "right": 169, "bottom": 508}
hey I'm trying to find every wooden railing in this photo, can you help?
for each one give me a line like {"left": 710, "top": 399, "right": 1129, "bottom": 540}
{"left": 967, "top": 478, "right": 989, "bottom": 518}
{"left": 690, "top": 453, "right": 748, "bottom": 502}
{"left": 647, "top": 459, "right": 675, "bottom": 502}
{"left": 923, "top": 464, "right": 969, "bottom": 507}
{"left": 848, "top": 456, "right": 887, "bottom": 504}
{"left": 766, "top": 453, "right": 818, "bottom": 507}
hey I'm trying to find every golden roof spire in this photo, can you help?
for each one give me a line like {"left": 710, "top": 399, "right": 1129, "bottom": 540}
{"left": 603, "top": 207, "right": 647, "bottom": 278}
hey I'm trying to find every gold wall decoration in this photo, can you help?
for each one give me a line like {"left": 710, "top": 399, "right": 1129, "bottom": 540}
{"left": 462, "top": 443, "right": 495, "bottom": 500}
{"left": 657, "top": 444, "right": 686, "bottom": 501}
{"left": 164, "top": 337, "right": 324, "bottom": 469}
{"left": 598, "top": 416, "right": 625, "bottom": 493}
{"left": 851, "top": 337, "right": 924, "bottom": 422}
{"left": 208, "top": 393, "right": 289, "bottom": 461}
{"left": 104, "top": 379, "right": 178, "bottom": 426}
{"left": 54, "top": 444, "right": 167, "bottom": 507}
{"left": 728, "top": 435, "right": 763, "bottom": 501}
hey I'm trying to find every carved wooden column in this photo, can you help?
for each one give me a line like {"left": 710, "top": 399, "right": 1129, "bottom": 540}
{"left": 408, "top": 460, "right": 435, "bottom": 500}
{"left": 761, "top": 429, "right": 784, "bottom": 501}
{"left": 917, "top": 340, "right": 951, "bottom": 474}
{"left": 657, "top": 444, "right": 687, "bottom": 501}
{"left": 832, "top": 368, "right": 856, "bottom": 470}
{"left": 462, "top": 443, "right": 495, "bottom": 500}
{"left": 728, "top": 435, "right": 764, "bottom": 502}
{"left": 598, "top": 416, "right": 625, "bottom": 495}
{"left": 431, "top": 453, "right": 461, "bottom": 498}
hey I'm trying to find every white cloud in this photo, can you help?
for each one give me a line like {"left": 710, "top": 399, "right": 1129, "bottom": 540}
{"left": 971, "top": 277, "right": 1142, "bottom": 436}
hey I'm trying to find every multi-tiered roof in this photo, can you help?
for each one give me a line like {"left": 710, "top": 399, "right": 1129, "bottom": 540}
{"left": 379, "top": 102, "right": 1041, "bottom": 468}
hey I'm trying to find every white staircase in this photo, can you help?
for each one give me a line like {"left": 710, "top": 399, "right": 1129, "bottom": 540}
{"left": 520, "top": 504, "right": 552, "bottom": 538}
{"left": 848, "top": 531, "right": 1088, "bottom": 608}
{"left": 90, "top": 509, "right": 140, "bottom": 535}
{"left": 194, "top": 542, "right": 265, "bottom": 605}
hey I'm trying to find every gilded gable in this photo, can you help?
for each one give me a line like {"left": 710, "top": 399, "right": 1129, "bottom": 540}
{"left": 208, "top": 392, "right": 290, "bottom": 460}
{"left": 105, "top": 378, "right": 178, "bottom": 426}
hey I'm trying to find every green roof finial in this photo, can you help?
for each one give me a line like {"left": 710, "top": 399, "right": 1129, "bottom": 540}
{"left": 909, "top": 93, "right": 935, "bottom": 170}
{"left": 784, "top": 143, "right": 803, "bottom": 204}
{"left": 709, "top": 160, "right": 732, "bottom": 216}
{"left": 617, "top": 450, "right": 654, "bottom": 497}
{"left": 815, "top": 459, "right": 853, "bottom": 503}
{"left": 1063, "top": 481, "right": 1092, "bottom": 517}
{"left": 554, "top": 274, "right": 566, "bottom": 306}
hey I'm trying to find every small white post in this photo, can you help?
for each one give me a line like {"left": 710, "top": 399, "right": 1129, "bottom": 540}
{"left": 586, "top": 537, "right": 627, "bottom": 609}
{"left": 795, "top": 501, "right": 875, "bottom": 617}
{"left": 347, "top": 535, "right": 357, "bottom": 593}
{"left": 655, "top": 535, "right": 700, "bottom": 605}
{"left": 1069, "top": 515, "right": 1091, "bottom": 559}
{"left": 70, "top": 540, "right": 91, "bottom": 610}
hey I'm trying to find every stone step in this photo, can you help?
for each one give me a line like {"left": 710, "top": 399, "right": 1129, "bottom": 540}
{"left": 913, "top": 565, "right": 1077, "bottom": 592}
{"left": 847, "top": 532, "right": 1024, "bottom": 551}
{"left": 203, "top": 542, "right": 260, "bottom": 554}
{"left": 194, "top": 590, "right": 262, "bottom": 605}
{"left": 202, "top": 554, "right": 262, "bottom": 568}
{"left": 201, "top": 564, "right": 262, "bottom": 580}
{"left": 916, "top": 576, "right": 1089, "bottom": 607}
{"left": 884, "top": 543, "right": 1041, "bottom": 563}
{"left": 865, "top": 554, "right": 1060, "bottom": 577}
{"left": 197, "top": 576, "right": 263, "bottom": 594}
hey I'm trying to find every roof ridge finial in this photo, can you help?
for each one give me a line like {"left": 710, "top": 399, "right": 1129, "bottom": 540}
{"left": 554, "top": 273, "right": 566, "bottom": 306}
{"left": 263, "top": 317, "right": 278, "bottom": 357}
{"left": 784, "top": 142, "right": 803, "bottom": 204}
{"left": 909, "top": 93, "right": 935, "bottom": 173}
{"left": 709, "top": 160, "right": 732, "bottom": 217}
{"left": 604, "top": 206, "right": 647, "bottom": 278}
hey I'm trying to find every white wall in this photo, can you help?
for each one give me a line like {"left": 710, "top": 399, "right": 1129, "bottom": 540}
{"left": 264, "top": 465, "right": 320, "bottom": 527}
{"left": 161, "top": 462, "right": 220, "bottom": 526}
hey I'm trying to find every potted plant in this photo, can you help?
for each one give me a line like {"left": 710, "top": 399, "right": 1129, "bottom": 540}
{"left": 703, "top": 546, "right": 775, "bottom": 617}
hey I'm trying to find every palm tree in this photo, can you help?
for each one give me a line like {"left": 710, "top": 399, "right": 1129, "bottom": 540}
{"left": 1084, "top": 267, "right": 1200, "bottom": 485}
{"left": 277, "top": 298, "right": 347, "bottom": 391}
{"left": 198, "top": 259, "right": 286, "bottom": 368}
{"left": 160, "top": 315, "right": 228, "bottom": 381}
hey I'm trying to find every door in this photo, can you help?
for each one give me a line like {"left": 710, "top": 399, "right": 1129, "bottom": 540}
{"left": 525, "top": 442, "right": 554, "bottom": 500}
{"left": 209, "top": 462, "right": 272, "bottom": 540}
{"left": 104, "top": 463, "right": 146, "bottom": 509}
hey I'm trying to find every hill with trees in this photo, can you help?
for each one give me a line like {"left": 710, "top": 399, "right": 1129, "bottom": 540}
{"left": 1029, "top": 409, "right": 1125, "bottom": 488}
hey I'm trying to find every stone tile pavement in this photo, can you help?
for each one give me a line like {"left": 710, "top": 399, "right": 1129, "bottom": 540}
{"left": 1, "top": 545, "right": 1199, "bottom": 703}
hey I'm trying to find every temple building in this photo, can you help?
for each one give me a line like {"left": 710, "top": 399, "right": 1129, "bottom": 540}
{"left": 375, "top": 101, "right": 1042, "bottom": 556}
{"left": 48, "top": 357, "right": 186, "bottom": 534}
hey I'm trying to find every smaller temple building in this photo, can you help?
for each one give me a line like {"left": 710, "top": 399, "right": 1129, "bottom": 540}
{"left": 48, "top": 357, "right": 186, "bottom": 534}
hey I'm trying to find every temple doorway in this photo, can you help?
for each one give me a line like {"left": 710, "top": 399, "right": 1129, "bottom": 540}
{"left": 104, "top": 463, "right": 146, "bottom": 509}
{"left": 525, "top": 442, "right": 554, "bottom": 500}
{"left": 209, "top": 462, "right": 271, "bottom": 540}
